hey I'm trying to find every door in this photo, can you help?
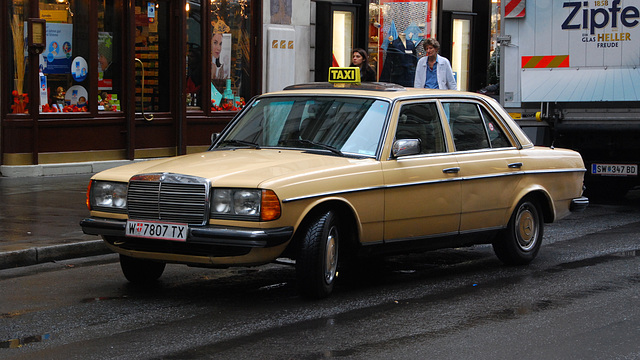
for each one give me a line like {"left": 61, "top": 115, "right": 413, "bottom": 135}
{"left": 382, "top": 101, "right": 461, "bottom": 242}
{"left": 315, "top": 3, "right": 358, "bottom": 81}
{"left": 130, "top": 0, "right": 182, "bottom": 156}
{"left": 442, "top": 100, "right": 522, "bottom": 232}
{"left": 133, "top": 0, "right": 172, "bottom": 114}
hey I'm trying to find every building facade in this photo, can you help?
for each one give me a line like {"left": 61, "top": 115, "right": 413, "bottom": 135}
{"left": 1, "top": 0, "right": 496, "bottom": 173}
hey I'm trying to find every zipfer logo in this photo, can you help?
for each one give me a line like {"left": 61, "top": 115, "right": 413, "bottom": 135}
{"left": 562, "top": 0, "right": 640, "bottom": 35}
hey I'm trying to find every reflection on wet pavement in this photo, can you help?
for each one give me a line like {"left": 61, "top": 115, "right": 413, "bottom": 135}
{"left": 0, "top": 174, "right": 99, "bottom": 252}
{"left": 0, "top": 333, "right": 51, "bottom": 349}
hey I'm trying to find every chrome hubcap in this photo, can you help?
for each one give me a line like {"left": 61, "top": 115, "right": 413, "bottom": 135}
{"left": 324, "top": 226, "right": 338, "bottom": 284}
{"left": 516, "top": 204, "right": 538, "bottom": 251}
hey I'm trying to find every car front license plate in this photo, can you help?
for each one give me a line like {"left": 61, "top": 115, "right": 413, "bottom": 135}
{"left": 591, "top": 163, "right": 638, "bottom": 176}
{"left": 126, "top": 220, "right": 188, "bottom": 241}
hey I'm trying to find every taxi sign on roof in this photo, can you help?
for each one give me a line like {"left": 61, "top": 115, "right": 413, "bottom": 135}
{"left": 328, "top": 67, "right": 361, "bottom": 84}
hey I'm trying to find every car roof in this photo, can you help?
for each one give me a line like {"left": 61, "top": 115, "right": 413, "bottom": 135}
{"left": 267, "top": 82, "right": 494, "bottom": 102}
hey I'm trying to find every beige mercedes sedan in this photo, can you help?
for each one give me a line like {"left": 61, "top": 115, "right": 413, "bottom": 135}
{"left": 81, "top": 82, "right": 588, "bottom": 298}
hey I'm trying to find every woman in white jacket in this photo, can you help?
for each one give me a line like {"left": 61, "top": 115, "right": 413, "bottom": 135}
{"left": 414, "top": 38, "right": 457, "bottom": 90}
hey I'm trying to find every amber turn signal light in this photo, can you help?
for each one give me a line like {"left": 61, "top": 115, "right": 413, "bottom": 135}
{"left": 261, "top": 189, "right": 281, "bottom": 221}
{"left": 86, "top": 180, "right": 92, "bottom": 210}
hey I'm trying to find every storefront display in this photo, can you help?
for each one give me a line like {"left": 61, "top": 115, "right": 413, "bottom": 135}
{"left": 134, "top": 1, "right": 164, "bottom": 112}
{"left": 368, "top": 0, "right": 436, "bottom": 85}
{"left": 210, "top": 0, "right": 250, "bottom": 109}
{"left": 97, "top": 0, "right": 122, "bottom": 112}
{"left": 37, "top": 0, "right": 89, "bottom": 113}
{"left": 6, "top": 0, "right": 491, "bottom": 169}
{"left": 2, "top": 0, "right": 259, "bottom": 167}
{"left": 10, "top": 3, "right": 29, "bottom": 114}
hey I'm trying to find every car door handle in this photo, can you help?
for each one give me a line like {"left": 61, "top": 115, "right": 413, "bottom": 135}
{"left": 442, "top": 167, "right": 461, "bottom": 174}
{"left": 508, "top": 162, "right": 523, "bottom": 169}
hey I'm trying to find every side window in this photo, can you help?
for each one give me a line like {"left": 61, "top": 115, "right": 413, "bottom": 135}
{"left": 395, "top": 102, "right": 446, "bottom": 154}
{"left": 480, "top": 107, "right": 511, "bottom": 148}
{"left": 444, "top": 102, "right": 489, "bottom": 151}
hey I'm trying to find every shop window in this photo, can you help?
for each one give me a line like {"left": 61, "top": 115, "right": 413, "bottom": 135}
{"left": 97, "top": 0, "right": 123, "bottom": 112}
{"left": 134, "top": 0, "right": 170, "bottom": 113}
{"left": 8, "top": 1, "right": 30, "bottom": 114}
{"left": 39, "top": 0, "right": 90, "bottom": 113}
{"left": 374, "top": 0, "right": 436, "bottom": 87}
{"left": 210, "top": 0, "right": 250, "bottom": 111}
{"left": 186, "top": 0, "right": 202, "bottom": 110}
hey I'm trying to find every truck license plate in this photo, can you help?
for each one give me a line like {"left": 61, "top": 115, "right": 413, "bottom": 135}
{"left": 591, "top": 164, "right": 638, "bottom": 176}
{"left": 126, "top": 220, "right": 188, "bottom": 241}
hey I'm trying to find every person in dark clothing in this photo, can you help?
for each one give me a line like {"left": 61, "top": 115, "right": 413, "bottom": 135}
{"left": 350, "top": 48, "right": 376, "bottom": 82}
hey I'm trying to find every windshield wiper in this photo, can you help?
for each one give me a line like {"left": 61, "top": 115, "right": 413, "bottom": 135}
{"left": 297, "top": 139, "right": 344, "bottom": 156}
{"left": 220, "top": 139, "right": 261, "bottom": 149}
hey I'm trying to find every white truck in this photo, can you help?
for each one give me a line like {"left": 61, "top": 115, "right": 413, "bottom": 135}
{"left": 499, "top": 0, "right": 640, "bottom": 197}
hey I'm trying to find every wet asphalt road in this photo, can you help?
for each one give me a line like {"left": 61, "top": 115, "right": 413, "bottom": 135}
{"left": 1, "top": 195, "right": 640, "bottom": 359}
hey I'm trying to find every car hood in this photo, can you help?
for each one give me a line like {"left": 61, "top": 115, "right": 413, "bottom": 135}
{"left": 93, "top": 149, "right": 379, "bottom": 189}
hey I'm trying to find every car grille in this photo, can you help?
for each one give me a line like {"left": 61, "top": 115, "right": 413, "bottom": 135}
{"left": 127, "top": 174, "right": 210, "bottom": 225}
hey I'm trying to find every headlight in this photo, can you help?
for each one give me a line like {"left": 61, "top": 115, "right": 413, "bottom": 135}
{"left": 90, "top": 181, "right": 127, "bottom": 210}
{"left": 211, "top": 189, "right": 281, "bottom": 221}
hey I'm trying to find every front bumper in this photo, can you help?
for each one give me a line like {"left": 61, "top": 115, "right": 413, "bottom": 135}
{"left": 80, "top": 218, "right": 294, "bottom": 257}
{"left": 570, "top": 196, "right": 589, "bottom": 212}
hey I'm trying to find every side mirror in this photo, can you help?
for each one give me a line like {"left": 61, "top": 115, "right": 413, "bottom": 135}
{"left": 208, "top": 133, "right": 220, "bottom": 150}
{"left": 392, "top": 139, "right": 421, "bottom": 158}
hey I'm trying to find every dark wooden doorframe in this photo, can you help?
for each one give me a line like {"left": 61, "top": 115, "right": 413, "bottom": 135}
{"left": 124, "top": 0, "right": 184, "bottom": 160}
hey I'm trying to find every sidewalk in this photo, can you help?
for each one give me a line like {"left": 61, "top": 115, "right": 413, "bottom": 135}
{"left": 0, "top": 173, "right": 111, "bottom": 270}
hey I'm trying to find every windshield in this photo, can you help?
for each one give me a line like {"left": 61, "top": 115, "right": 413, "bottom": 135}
{"left": 216, "top": 96, "right": 390, "bottom": 157}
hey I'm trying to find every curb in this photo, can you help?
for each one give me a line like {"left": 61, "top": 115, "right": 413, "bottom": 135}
{"left": 0, "top": 159, "right": 153, "bottom": 178}
{"left": 0, "top": 240, "right": 111, "bottom": 270}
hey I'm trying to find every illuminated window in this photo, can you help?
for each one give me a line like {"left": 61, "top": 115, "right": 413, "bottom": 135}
{"left": 39, "top": 0, "right": 90, "bottom": 113}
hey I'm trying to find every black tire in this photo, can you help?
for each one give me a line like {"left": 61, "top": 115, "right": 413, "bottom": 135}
{"left": 492, "top": 199, "right": 543, "bottom": 265}
{"left": 119, "top": 254, "right": 166, "bottom": 283}
{"left": 296, "top": 210, "right": 340, "bottom": 299}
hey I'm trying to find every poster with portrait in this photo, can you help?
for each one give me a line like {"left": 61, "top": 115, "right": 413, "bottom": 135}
{"left": 211, "top": 13, "right": 232, "bottom": 100}
{"left": 98, "top": 32, "right": 114, "bottom": 90}
{"left": 42, "top": 23, "right": 73, "bottom": 75}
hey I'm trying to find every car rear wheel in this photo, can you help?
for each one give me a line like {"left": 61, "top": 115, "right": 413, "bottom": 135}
{"left": 492, "top": 199, "right": 543, "bottom": 265}
{"left": 119, "top": 254, "right": 166, "bottom": 283}
{"left": 296, "top": 210, "right": 340, "bottom": 299}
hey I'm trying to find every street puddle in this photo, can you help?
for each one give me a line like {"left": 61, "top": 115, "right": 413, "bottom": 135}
{"left": 0, "top": 333, "right": 51, "bottom": 349}
{"left": 553, "top": 249, "right": 640, "bottom": 271}
{"left": 612, "top": 250, "right": 640, "bottom": 258}
{"left": 258, "top": 282, "right": 288, "bottom": 291}
{"left": 81, "top": 295, "right": 128, "bottom": 303}
{"left": 0, "top": 311, "right": 26, "bottom": 319}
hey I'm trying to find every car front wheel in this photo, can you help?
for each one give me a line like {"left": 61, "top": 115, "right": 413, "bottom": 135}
{"left": 296, "top": 210, "right": 340, "bottom": 299}
{"left": 119, "top": 254, "right": 166, "bottom": 283}
{"left": 492, "top": 199, "right": 543, "bottom": 265}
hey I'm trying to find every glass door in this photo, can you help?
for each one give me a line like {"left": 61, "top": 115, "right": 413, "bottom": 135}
{"left": 332, "top": 10, "right": 354, "bottom": 67}
{"left": 314, "top": 3, "right": 357, "bottom": 81}
{"left": 134, "top": 0, "right": 171, "bottom": 114}
{"left": 452, "top": 17, "right": 471, "bottom": 91}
